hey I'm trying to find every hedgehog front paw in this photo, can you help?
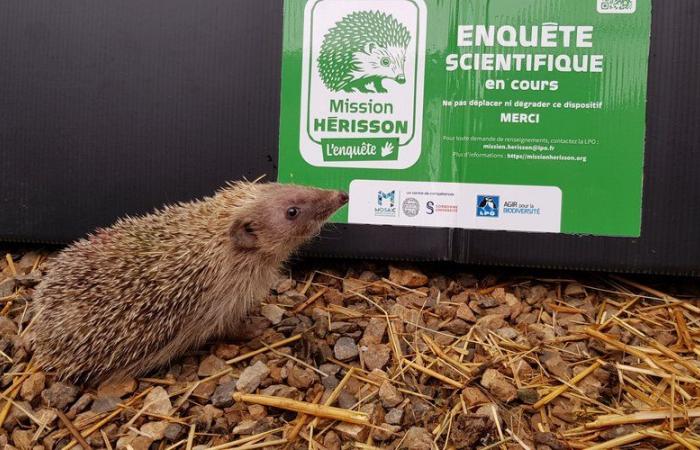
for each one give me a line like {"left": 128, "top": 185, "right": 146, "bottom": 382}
{"left": 372, "top": 80, "right": 387, "bottom": 93}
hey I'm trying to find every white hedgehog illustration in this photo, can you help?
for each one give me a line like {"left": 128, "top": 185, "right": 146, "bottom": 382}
{"left": 317, "top": 11, "right": 411, "bottom": 93}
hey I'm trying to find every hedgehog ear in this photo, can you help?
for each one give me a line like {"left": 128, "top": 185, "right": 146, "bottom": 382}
{"left": 364, "top": 42, "right": 377, "bottom": 54}
{"left": 230, "top": 220, "right": 258, "bottom": 251}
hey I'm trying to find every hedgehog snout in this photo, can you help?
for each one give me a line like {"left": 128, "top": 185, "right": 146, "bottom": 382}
{"left": 395, "top": 74, "right": 406, "bottom": 84}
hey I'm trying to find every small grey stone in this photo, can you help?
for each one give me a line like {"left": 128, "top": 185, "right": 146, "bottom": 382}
{"left": 41, "top": 382, "right": 79, "bottom": 410}
{"left": 361, "top": 318, "right": 387, "bottom": 345}
{"left": 496, "top": 327, "right": 522, "bottom": 341}
{"left": 287, "top": 365, "right": 317, "bottom": 389}
{"left": 231, "top": 416, "right": 274, "bottom": 436}
{"left": 197, "top": 355, "right": 227, "bottom": 377}
{"left": 329, "top": 321, "right": 356, "bottom": 333}
{"left": 273, "top": 278, "right": 295, "bottom": 294}
{"left": 362, "top": 343, "right": 391, "bottom": 371}
{"left": 213, "top": 343, "right": 240, "bottom": 360}
{"left": 455, "top": 304, "right": 476, "bottom": 322}
{"left": 441, "top": 318, "right": 469, "bottom": 335}
{"left": 324, "top": 431, "right": 341, "bottom": 450}
{"left": 541, "top": 350, "right": 572, "bottom": 380}
{"left": 236, "top": 361, "right": 270, "bottom": 394}
{"left": 322, "top": 374, "right": 339, "bottom": 391}
{"left": 66, "top": 393, "right": 93, "bottom": 419}
{"left": 116, "top": 433, "right": 153, "bottom": 450}
{"left": 97, "top": 377, "right": 137, "bottom": 398}
{"left": 143, "top": 386, "right": 172, "bottom": 415}
{"left": 140, "top": 421, "right": 170, "bottom": 440}
{"left": 401, "top": 427, "right": 433, "bottom": 450}
{"left": 0, "top": 279, "right": 15, "bottom": 298}
{"left": 232, "top": 419, "right": 258, "bottom": 435}
{"left": 379, "top": 381, "right": 403, "bottom": 408}
{"left": 517, "top": 388, "right": 539, "bottom": 405}
{"left": 259, "top": 384, "right": 299, "bottom": 399}
{"left": 335, "top": 423, "right": 368, "bottom": 441}
{"left": 91, "top": 396, "right": 120, "bottom": 414}
{"left": 338, "top": 390, "right": 356, "bottom": 410}
{"left": 4, "top": 400, "right": 33, "bottom": 428}
{"left": 211, "top": 381, "right": 236, "bottom": 408}
{"left": 385, "top": 407, "right": 404, "bottom": 425}
{"left": 372, "top": 423, "right": 401, "bottom": 441}
{"left": 320, "top": 363, "right": 341, "bottom": 376}
{"left": 34, "top": 408, "right": 58, "bottom": 428}
{"left": 11, "top": 429, "right": 33, "bottom": 450}
{"left": 192, "top": 404, "right": 223, "bottom": 429}
{"left": 480, "top": 369, "right": 517, "bottom": 403}
{"left": 282, "top": 291, "right": 307, "bottom": 303}
{"left": 333, "top": 337, "right": 358, "bottom": 361}
{"left": 260, "top": 304, "right": 286, "bottom": 324}
{"left": 164, "top": 423, "right": 185, "bottom": 441}
{"left": 19, "top": 372, "right": 45, "bottom": 401}
{"left": 388, "top": 266, "right": 428, "bottom": 288}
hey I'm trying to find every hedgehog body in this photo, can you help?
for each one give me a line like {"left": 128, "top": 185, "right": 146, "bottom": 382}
{"left": 30, "top": 182, "right": 347, "bottom": 382}
{"left": 318, "top": 11, "right": 411, "bottom": 93}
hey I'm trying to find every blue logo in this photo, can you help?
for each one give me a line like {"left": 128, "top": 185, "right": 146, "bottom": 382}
{"left": 375, "top": 190, "right": 397, "bottom": 217}
{"left": 377, "top": 190, "right": 395, "bottom": 207}
{"left": 476, "top": 195, "right": 499, "bottom": 218}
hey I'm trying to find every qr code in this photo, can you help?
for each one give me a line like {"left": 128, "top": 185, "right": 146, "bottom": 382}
{"left": 597, "top": 0, "right": 637, "bottom": 13}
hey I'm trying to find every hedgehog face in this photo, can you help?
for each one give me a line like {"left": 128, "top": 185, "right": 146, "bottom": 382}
{"left": 229, "top": 184, "right": 348, "bottom": 260}
{"left": 354, "top": 42, "right": 407, "bottom": 84}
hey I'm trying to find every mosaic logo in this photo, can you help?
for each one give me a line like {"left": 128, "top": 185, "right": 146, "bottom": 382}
{"left": 476, "top": 195, "right": 499, "bottom": 218}
{"left": 375, "top": 190, "right": 397, "bottom": 217}
{"left": 377, "top": 190, "right": 395, "bottom": 207}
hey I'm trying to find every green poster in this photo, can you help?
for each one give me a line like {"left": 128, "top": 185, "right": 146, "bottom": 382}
{"left": 278, "top": 0, "right": 650, "bottom": 236}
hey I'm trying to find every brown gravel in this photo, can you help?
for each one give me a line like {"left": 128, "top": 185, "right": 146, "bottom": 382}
{"left": 1, "top": 250, "right": 700, "bottom": 449}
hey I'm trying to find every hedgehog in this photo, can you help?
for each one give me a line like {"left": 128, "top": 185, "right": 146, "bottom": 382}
{"left": 29, "top": 182, "right": 348, "bottom": 382}
{"left": 318, "top": 10, "right": 411, "bottom": 93}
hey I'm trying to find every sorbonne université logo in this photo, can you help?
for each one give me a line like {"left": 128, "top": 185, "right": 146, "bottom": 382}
{"left": 317, "top": 11, "right": 411, "bottom": 94}
{"left": 476, "top": 195, "right": 500, "bottom": 218}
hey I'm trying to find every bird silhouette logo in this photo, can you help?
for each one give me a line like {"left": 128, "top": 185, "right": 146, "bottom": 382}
{"left": 476, "top": 195, "right": 499, "bottom": 218}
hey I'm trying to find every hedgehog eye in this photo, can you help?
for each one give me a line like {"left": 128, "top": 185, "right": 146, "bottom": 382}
{"left": 380, "top": 57, "right": 391, "bottom": 67}
{"left": 286, "top": 207, "right": 300, "bottom": 220}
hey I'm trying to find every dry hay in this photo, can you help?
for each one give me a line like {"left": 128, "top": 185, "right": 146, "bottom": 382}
{"left": 0, "top": 250, "right": 699, "bottom": 449}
